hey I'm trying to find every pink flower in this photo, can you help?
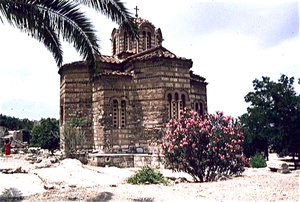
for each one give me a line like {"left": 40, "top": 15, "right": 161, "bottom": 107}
{"left": 216, "top": 111, "right": 223, "bottom": 115}
{"left": 192, "top": 143, "right": 196, "bottom": 148}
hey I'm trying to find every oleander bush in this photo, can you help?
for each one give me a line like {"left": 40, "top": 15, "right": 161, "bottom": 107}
{"left": 161, "top": 109, "right": 248, "bottom": 182}
{"left": 126, "top": 165, "right": 169, "bottom": 185}
{"left": 250, "top": 153, "right": 267, "bottom": 168}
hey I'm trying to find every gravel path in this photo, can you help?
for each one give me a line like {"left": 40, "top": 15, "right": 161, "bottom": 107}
{"left": 0, "top": 154, "right": 299, "bottom": 202}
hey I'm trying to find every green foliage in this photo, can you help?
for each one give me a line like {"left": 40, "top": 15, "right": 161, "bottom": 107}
{"left": 30, "top": 118, "right": 59, "bottom": 154}
{"left": 61, "top": 118, "right": 87, "bottom": 158}
{"left": 241, "top": 74, "right": 300, "bottom": 164}
{"left": 0, "top": 146, "right": 5, "bottom": 156}
{"left": 0, "top": 114, "right": 34, "bottom": 136}
{"left": 250, "top": 153, "right": 267, "bottom": 168}
{"left": 126, "top": 166, "right": 169, "bottom": 185}
{"left": 161, "top": 110, "right": 248, "bottom": 182}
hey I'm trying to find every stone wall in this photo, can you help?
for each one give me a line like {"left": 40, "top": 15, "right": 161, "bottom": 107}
{"left": 89, "top": 153, "right": 163, "bottom": 168}
{"left": 59, "top": 63, "right": 94, "bottom": 149}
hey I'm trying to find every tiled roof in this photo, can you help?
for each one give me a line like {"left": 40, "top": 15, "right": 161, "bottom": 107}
{"left": 97, "top": 55, "right": 123, "bottom": 64}
{"left": 127, "top": 45, "right": 191, "bottom": 62}
{"left": 190, "top": 71, "right": 207, "bottom": 84}
{"left": 60, "top": 46, "right": 190, "bottom": 70}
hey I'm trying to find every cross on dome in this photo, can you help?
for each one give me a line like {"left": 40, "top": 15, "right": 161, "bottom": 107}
{"left": 134, "top": 6, "right": 139, "bottom": 18}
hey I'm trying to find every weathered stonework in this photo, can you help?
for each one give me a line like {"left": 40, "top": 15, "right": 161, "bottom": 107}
{"left": 59, "top": 17, "right": 208, "bottom": 154}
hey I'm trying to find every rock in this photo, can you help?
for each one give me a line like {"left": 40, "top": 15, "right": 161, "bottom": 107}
{"left": 166, "top": 176, "right": 176, "bottom": 181}
{"left": 68, "top": 196, "right": 78, "bottom": 201}
{"left": 36, "top": 157, "right": 43, "bottom": 163}
{"left": 44, "top": 184, "right": 54, "bottom": 190}
{"left": 269, "top": 163, "right": 290, "bottom": 174}
{"left": 35, "top": 159, "right": 52, "bottom": 169}
{"left": 1, "top": 167, "right": 28, "bottom": 174}
{"left": 218, "top": 176, "right": 229, "bottom": 181}
{"left": 50, "top": 157, "right": 58, "bottom": 163}
{"left": 109, "top": 184, "right": 117, "bottom": 187}
{"left": 28, "top": 147, "right": 40, "bottom": 154}
{"left": 136, "top": 147, "right": 143, "bottom": 153}
{"left": 68, "top": 184, "right": 77, "bottom": 188}
{"left": 279, "top": 163, "right": 290, "bottom": 174}
{"left": 25, "top": 153, "right": 37, "bottom": 162}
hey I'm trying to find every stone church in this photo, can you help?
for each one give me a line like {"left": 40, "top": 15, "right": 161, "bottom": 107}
{"left": 59, "top": 14, "right": 208, "bottom": 154}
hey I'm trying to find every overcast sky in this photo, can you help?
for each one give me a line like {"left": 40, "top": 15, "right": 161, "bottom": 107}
{"left": 0, "top": 0, "right": 299, "bottom": 120}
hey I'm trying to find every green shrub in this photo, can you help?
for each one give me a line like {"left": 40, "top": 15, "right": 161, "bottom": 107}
{"left": 61, "top": 118, "right": 87, "bottom": 158}
{"left": 126, "top": 166, "right": 169, "bottom": 185}
{"left": 0, "top": 146, "right": 4, "bottom": 156}
{"left": 250, "top": 153, "right": 267, "bottom": 168}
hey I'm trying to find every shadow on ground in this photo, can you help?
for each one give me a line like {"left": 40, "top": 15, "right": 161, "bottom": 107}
{"left": 88, "top": 192, "right": 114, "bottom": 201}
{"left": 132, "top": 198, "right": 154, "bottom": 202}
{"left": 0, "top": 187, "right": 24, "bottom": 201}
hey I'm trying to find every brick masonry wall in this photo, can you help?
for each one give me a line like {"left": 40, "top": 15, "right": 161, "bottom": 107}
{"left": 59, "top": 64, "right": 94, "bottom": 149}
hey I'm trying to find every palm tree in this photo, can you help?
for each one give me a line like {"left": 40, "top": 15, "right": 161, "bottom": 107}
{"left": 0, "top": 0, "right": 134, "bottom": 68}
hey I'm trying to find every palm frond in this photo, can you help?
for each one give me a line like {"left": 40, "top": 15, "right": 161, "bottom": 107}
{"left": 76, "top": 0, "right": 138, "bottom": 40}
{"left": 75, "top": 0, "right": 131, "bottom": 24}
{"left": 0, "top": 0, "right": 100, "bottom": 67}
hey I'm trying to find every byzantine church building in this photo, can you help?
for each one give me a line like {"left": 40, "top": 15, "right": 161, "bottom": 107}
{"left": 59, "top": 13, "right": 208, "bottom": 154}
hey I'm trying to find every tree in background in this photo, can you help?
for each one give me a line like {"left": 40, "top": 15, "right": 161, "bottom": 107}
{"left": 30, "top": 118, "right": 59, "bottom": 154}
{"left": 0, "top": 0, "right": 136, "bottom": 68}
{"left": 0, "top": 114, "right": 34, "bottom": 143}
{"left": 241, "top": 75, "right": 300, "bottom": 168}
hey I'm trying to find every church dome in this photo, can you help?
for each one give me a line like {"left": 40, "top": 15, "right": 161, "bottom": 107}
{"left": 111, "top": 14, "right": 163, "bottom": 56}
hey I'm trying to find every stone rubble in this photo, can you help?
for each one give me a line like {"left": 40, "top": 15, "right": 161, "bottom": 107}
{"left": 0, "top": 152, "right": 298, "bottom": 201}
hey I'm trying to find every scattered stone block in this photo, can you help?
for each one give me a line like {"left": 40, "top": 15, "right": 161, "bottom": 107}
{"left": 44, "top": 184, "right": 54, "bottom": 190}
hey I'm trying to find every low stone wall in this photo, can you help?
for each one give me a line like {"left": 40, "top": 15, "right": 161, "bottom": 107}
{"left": 88, "top": 154, "right": 164, "bottom": 168}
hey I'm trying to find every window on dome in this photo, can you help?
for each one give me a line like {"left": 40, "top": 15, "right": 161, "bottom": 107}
{"left": 147, "top": 32, "right": 151, "bottom": 49}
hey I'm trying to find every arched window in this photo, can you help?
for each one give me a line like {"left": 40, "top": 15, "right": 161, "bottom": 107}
{"left": 180, "top": 94, "right": 186, "bottom": 110}
{"left": 124, "top": 32, "right": 128, "bottom": 51}
{"left": 112, "top": 99, "right": 126, "bottom": 128}
{"left": 167, "top": 93, "right": 172, "bottom": 120}
{"left": 172, "top": 93, "right": 179, "bottom": 119}
{"left": 194, "top": 101, "right": 204, "bottom": 117}
{"left": 167, "top": 93, "right": 188, "bottom": 120}
{"left": 121, "top": 100, "right": 126, "bottom": 128}
{"left": 113, "top": 100, "right": 118, "bottom": 128}
{"left": 113, "top": 39, "right": 116, "bottom": 55}
{"left": 200, "top": 103, "right": 204, "bottom": 117}
{"left": 147, "top": 32, "right": 151, "bottom": 49}
{"left": 143, "top": 31, "right": 146, "bottom": 51}
{"left": 129, "top": 31, "right": 132, "bottom": 51}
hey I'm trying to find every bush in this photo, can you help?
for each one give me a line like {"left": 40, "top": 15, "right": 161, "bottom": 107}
{"left": 161, "top": 109, "right": 248, "bottom": 182}
{"left": 61, "top": 118, "right": 87, "bottom": 158}
{"left": 0, "top": 146, "right": 4, "bottom": 156}
{"left": 126, "top": 166, "right": 169, "bottom": 185}
{"left": 250, "top": 153, "right": 267, "bottom": 168}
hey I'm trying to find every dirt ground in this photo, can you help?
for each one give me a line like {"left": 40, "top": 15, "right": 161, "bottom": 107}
{"left": 0, "top": 153, "right": 299, "bottom": 202}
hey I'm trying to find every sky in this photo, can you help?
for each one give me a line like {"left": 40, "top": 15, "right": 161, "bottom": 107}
{"left": 0, "top": 0, "right": 299, "bottom": 121}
